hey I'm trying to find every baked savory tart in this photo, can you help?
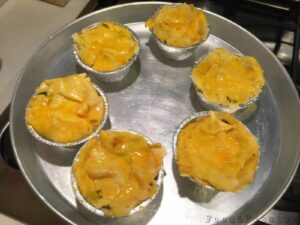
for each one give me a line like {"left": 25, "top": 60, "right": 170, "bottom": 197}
{"left": 175, "top": 111, "right": 259, "bottom": 192}
{"left": 192, "top": 48, "right": 265, "bottom": 111}
{"left": 72, "top": 21, "right": 138, "bottom": 71}
{"left": 146, "top": 3, "right": 208, "bottom": 47}
{"left": 25, "top": 73, "right": 107, "bottom": 144}
{"left": 72, "top": 130, "right": 166, "bottom": 217}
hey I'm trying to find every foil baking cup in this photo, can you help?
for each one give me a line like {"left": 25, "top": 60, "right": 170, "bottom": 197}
{"left": 73, "top": 22, "right": 140, "bottom": 83}
{"left": 148, "top": 4, "right": 210, "bottom": 61}
{"left": 173, "top": 111, "right": 260, "bottom": 191}
{"left": 25, "top": 84, "right": 108, "bottom": 148}
{"left": 173, "top": 111, "right": 215, "bottom": 190}
{"left": 71, "top": 130, "right": 165, "bottom": 217}
{"left": 191, "top": 54, "right": 263, "bottom": 113}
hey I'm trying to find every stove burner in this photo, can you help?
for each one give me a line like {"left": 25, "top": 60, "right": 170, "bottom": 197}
{"left": 0, "top": 123, "right": 18, "bottom": 170}
{"left": 0, "top": 105, "right": 18, "bottom": 170}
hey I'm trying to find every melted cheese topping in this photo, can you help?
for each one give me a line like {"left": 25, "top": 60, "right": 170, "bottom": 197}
{"left": 25, "top": 73, "right": 105, "bottom": 143}
{"left": 73, "top": 131, "right": 166, "bottom": 217}
{"left": 176, "top": 111, "right": 259, "bottom": 192}
{"left": 146, "top": 3, "right": 208, "bottom": 47}
{"left": 72, "top": 21, "right": 138, "bottom": 71}
{"left": 192, "top": 48, "right": 265, "bottom": 110}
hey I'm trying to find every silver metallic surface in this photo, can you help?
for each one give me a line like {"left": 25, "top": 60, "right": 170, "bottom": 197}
{"left": 73, "top": 22, "right": 140, "bottom": 83}
{"left": 71, "top": 130, "right": 165, "bottom": 218}
{"left": 25, "top": 84, "right": 108, "bottom": 148}
{"left": 9, "top": 2, "right": 300, "bottom": 225}
{"left": 148, "top": 4, "right": 210, "bottom": 61}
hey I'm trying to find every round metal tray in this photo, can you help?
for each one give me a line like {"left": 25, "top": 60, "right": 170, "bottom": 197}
{"left": 9, "top": 2, "right": 300, "bottom": 225}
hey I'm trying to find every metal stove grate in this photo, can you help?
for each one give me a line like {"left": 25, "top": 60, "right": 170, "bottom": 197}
{"left": 211, "top": 0, "right": 300, "bottom": 94}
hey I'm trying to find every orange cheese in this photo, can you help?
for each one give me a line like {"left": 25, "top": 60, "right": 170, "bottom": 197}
{"left": 192, "top": 48, "right": 265, "bottom": 109}
{"left": 25, "top": 73, "right": 104, "bottom": 143}
{"left": 176, "top": 111, "right": 259, "bottom": 192}
{"left": 72, "top": 21, "right": 138, "bottom": 71}
{"left": 73, "top": 131, "right": 166, "bottom": 217}
{"left": 146, "top": 3, "right": 208, "bottom": 47}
